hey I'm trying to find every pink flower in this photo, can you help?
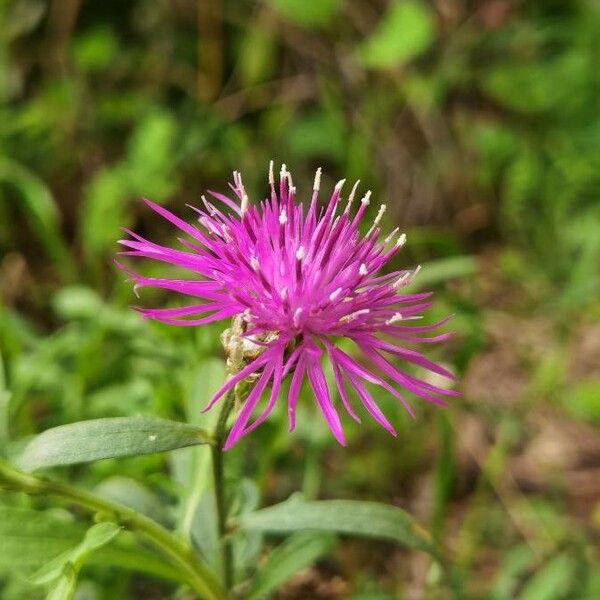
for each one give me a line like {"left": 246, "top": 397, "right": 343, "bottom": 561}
{"left": 118, "top": 164, "right": 457, "bottom": 449}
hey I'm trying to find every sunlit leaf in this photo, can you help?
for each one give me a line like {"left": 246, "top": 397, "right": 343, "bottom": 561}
{"left": 270, "top": 0, "right": 341, "bottom": 27}
{"left": 360, "top": 1, "right": 435, "bottom": 69}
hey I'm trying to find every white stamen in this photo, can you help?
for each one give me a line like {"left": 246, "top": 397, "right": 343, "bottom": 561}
{"left": 268, "top": 160, "right": 274, "bottom": 185}
{"left": 396, "top": 233, "right": 407, "bottom": 247}
{"left": 313, "top": 167, "right": 322, "bottom": 192}
{"left": 242, "top": 308, "right": 253, "bottom": 322}
{"left": 385, "top": 312, "right": 403, "bottom": 325}
{"left": 392, "top": 265, "right": 421, "bottom": 289}
{"left": 240, "top": 193, "right": 249, "bottom": 216}
{"left": 293, "top": 307, "right": 303, "bottom": 327}
{"left": 290, "top": 185, "right": 296, "bottom": 195}
{"left": 346, "top": 180, "right": 360, "bottom": 212}
{"left": 250, "top": 256, "right": 260, "bottom": 271}
{"left": 280, "top": 163, "right": 287, "bottom": 179}
{"left": 295, "top": 246, "right": 305, "bottom": 261}
{"left": 374, "top": 204, "right": 386, "bottom": 225}
{"left": 384, "top": 227, "right": 400, "bottom": 244}
{"left": 279, "top": 209, "right": 287, "bottom": 225}
{"left": 367, "top": 204, "right": 387, "bottom": 236}
{"left": 329, "top": 287, "right": 342, "bottom": 302}
{"left": 334, "top": 178, "right": 346, "bottom": 194}
{"left": 340, "top": 309, "right": 370, "bottom": 323}
{"left": 361, "top": 190, "right": 372, "bottom": 206}
{"left": 359, "top": 263, "right": 368, "bottom": 276}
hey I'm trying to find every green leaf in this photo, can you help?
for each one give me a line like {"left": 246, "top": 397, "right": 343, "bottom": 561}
{"left": 80, "top": 167, "right": 129, "bottom": 258}
{"left": 0, "top": 157, "right": 75, "bottom": 279}
{"left": 411, "top": 255, "right": 476, "bottom": 290}
{"left": 16, "top": 417, "right": 213, "bottom": 472}
{"left": 45, "top": 563, "right": 77, "bottom": 600}
{"left": 248, "top": 532, "right": 337, "bottom": 600}
{"left": 31, "top": 522, "right": 121, "bottom": 585}
{"left": 94, "top": 476, "right": 168, "bottom": 524}
{"left": 239, "top": 498, "right": 435, "bottom": 553}
{"left": 0, "top": 506, "right": 186, "bottom": 584}
{"left": 360, "top": 1, "right": 435, "bottom": 69}
{"left": 0, "top": 507, "right": 86, "bottom": 572}
{"left": 270, "top": 0, "right": 341, "bottom": 27}
{"left": 519, "top": 551, "right": 581, "bottom": 600}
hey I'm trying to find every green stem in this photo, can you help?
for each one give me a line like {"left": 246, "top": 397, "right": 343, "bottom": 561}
{"left": 211, "top": 389, "right": 235, "bottom": 591}
{"left": 0, "top": 459, "right": 225, "bottom": 600}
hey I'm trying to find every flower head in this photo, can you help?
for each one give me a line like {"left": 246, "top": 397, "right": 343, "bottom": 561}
{"left": 118, "top": 163, "right": 457, "bottom": 449}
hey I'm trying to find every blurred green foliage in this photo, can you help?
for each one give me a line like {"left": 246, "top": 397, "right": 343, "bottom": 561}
{"left": 0, "top": 0, "right": 599, "bottom": 598}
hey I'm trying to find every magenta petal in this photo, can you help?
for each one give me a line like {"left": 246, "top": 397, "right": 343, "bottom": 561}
{"left": 224, "top": 363, "right": 274, "bottom": 450}
{"left": 305, "top": 347, "right": 346, "bottom": 446}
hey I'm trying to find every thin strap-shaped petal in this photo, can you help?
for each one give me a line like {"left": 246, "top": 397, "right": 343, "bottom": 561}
{"left": 287, "top": 351, "right": 306, "bottom": 432}
{"left": 144, "top": 199, "right": 215, "bottom": 249}
{"left": 333, "top": 346, "right": 415, "bottom": 417}
{"left": 322, "top": 340, "right": 361, "bottom": 423}
{"left": 243, "top": 348, "right": 285, "bottom": 434}
{"left": 224, "top": 363, "right": 275, "bottom": 450}
{"left": 141, "top": 306, "right": 237, "bottom": 326}
{"left": 355, "top": 333, "right": 456, "bottom": 381}
{"left": 346, "top": 372, "right": 396, "bottom": 436}
{"left": 202, "top": 346, "right": 279, "bottom": 412}
{"left": 359, "top": 345, "right": 450, "bottom": 407}
{"left": 306, "top": 345, "right": 346, "bottom": 446}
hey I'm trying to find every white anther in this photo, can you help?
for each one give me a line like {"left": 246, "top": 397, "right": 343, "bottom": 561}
{"left": 280, "top": 163, "right": 287, "bottom": 178}
{"left": 313, "top": 167, "right": 322, "bottom": 192}
{"left": 329, "top": 287, "right": 342, "bottom": 302}
{"left": 384, "top": 227, "right": 400, "bottom": 244}
{"left": 250, "top": 256, "right": 260, "bottom": 271}
{"left": 293, "top": 308, "right": 303, "bottom": 327}
{"left": 385, "top": 312, "right": 403, "bottom": 325}
{"left": 268, "top": 160, "right": 274, "bottom": 185}
{"left": 295, "top": 246, "right": 305, "bottom": 261}
{"left": 359, "top": 263, "right": 368, "bottom": 276}
{"left": 340, "top": 309, "right": 370, "bottom": 323}
{"left": 279, "top": 209, "right": 287, "bottom": 225}
{"left": 361, "top": 190, "right": 372, "bottom": 206}
{"left": 396, "top": 233, "right": 407, "bottom": 247}
{"left": 290, "top": 185, "right": 296, "bottom": 195}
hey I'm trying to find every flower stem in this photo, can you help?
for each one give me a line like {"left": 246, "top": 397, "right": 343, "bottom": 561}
{"left": 0, "top": 459, "right": 225, "bottom": 600}
{"left": 211, "top": 389, "right": 236, "bottom": 591}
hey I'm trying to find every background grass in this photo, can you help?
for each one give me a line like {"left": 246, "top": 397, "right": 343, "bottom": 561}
{"left": 0, "top": 0, "right": 599, "bottom": 598}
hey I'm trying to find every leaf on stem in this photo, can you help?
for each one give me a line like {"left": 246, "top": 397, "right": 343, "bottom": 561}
{"left": 239, "top": 497, "right": 435, "bottom": 554}
{"left": 16, "top": 416, "right": 213, "bottom": 472}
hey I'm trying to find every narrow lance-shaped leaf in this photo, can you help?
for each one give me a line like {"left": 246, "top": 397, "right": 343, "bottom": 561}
{"left": 16, "top": 416, "right": 213, "bottom": 472}
{"left": 248, "top": 532, "right": 337, "bottom": 600}
{"left": 239, "top": 498, "right": 435, "bottom": 554}
{"left": 0, "top": 507, "right": 86, "bottom": 572}
{"left": 31, "top": 522, "right": 121, "bottom": 600}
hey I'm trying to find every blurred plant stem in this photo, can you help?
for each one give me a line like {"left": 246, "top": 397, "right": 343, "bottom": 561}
{"left": 0, "top": 459, "right": 225, "bottom": 600}
{"left": 211, "top": 388, "right": 235, "bottom": 591}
